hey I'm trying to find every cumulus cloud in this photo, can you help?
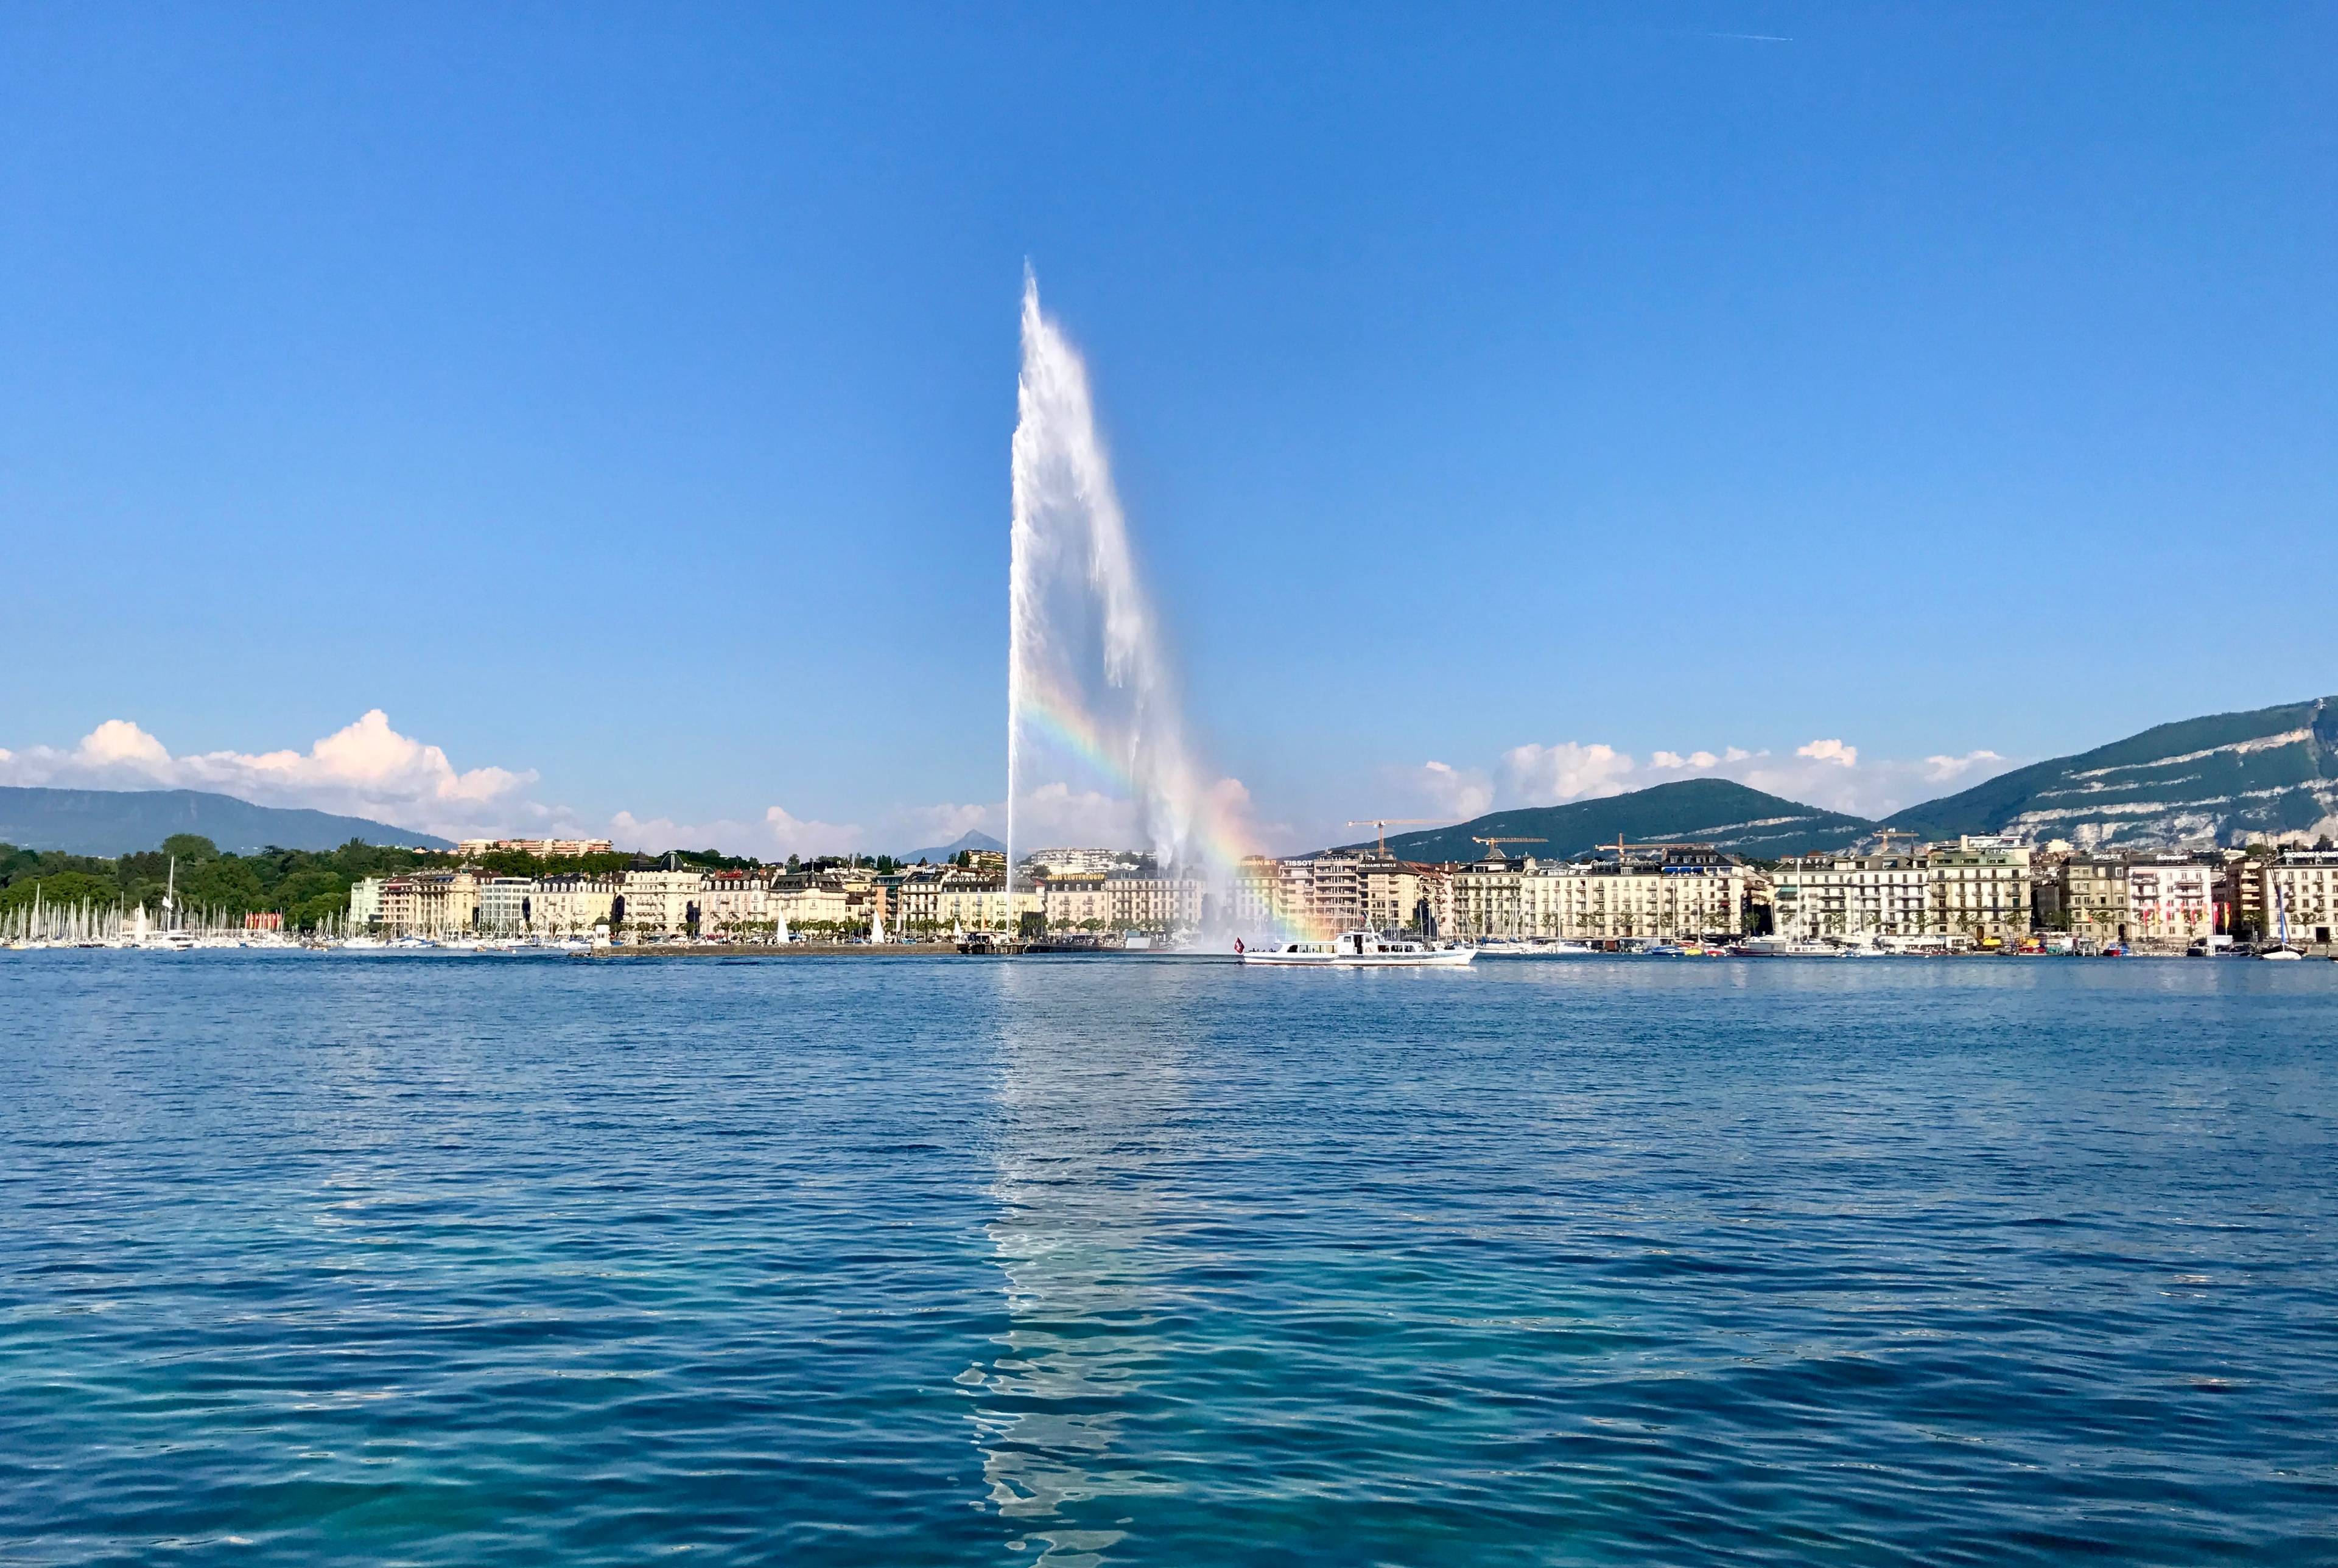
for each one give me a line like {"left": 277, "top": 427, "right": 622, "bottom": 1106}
{"left": 1408, "top": 760, "right": 1495, "bottom": 821}
{"left": 0, "top": 711, "right": 540, "bottom": 838}
{"left": 1796, "top": 738, "right": 1858, "bottom": 768}
{"left": 1498, "top": 741, "right": 1637, "bottom": 806}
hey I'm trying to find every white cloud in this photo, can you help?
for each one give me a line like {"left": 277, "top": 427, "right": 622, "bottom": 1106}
{"left": 0, "top": 711, "right": 541, "bottom": 839}
{"left": 1380, "top": 732, "right": 2025, "bottom": 830}
{"left": 1408, "top": 760, "right": 1495, "bottom": 821}
{"left": 605, "top": 805, "right": 864, "bottom": 859}
{"left": 1498, "top": 741, "right": 1637, "bottom": 806}
{"left": 898, "top": 800, "right": 997, "bottom": 848}
{"left": 1796, "top": 738, "right": 1858, "bottom": 768}
{"left": 1923, "top": 749, "right": 2005, "bottom": 782}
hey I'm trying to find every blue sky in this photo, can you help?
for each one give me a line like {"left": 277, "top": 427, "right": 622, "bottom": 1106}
{"left": 4, "top": 4, "right": 2333, "bottom": 853}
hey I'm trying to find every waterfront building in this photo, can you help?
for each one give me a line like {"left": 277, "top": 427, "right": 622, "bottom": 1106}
{"left": 380, "top": 870, "right": 479, "bottom": 936}
{"left": 619, "top": 869, "right": 706, "bottom": 937}
{"left": 2125, "top": 855, "right": 2216, "bottom": 948}
{"left": 348, "top": 876, "right": 384, "bottom": 931}
{"left": 1450, "top": 849, "right": 1749, "bottom": 942}
{"left": 533, "top": 873, "right": 620, "bottom": 934}
{"left": 2057, "top": 855, "right": 2129, "bottom": 947}
{"left": 1772, "top": 838, "right": 2029, "bottom": 945}
{"left": 768, "top": 872, "right": 856, "bottom": 931}
{"left": 476, "top": 875, "right": 533, "bottom": 934}
{"left": 1928, "top": 837, "right": 2034, "bottom": 946}
{"left": 698, "top": 870, "right": 772, "bottom": 937}
{"left": 1104, "top": 871, "right": 1204, "bottom": 932}
{"left": 1038, "top": 876, "right": 1111, "bottom": 929}
{"left": 2248, "top": 849, "right": 2338, "bottom": 947}
{"left": 1361, "top": 859, "right": 1440, "bottom": 936}
{"left": 2220, "top": 853, "right": 2268, "bottom": 940}
{"left": 1230, "top": 858, "right": 1279, "bottom": 931}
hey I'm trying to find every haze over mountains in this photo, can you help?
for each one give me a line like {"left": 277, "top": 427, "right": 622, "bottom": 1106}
{"left": 0, "top": 787, "right": 452, "bottom": 856}
{"left": 1333, "top": 695, "right": 2338, "bottom": 861}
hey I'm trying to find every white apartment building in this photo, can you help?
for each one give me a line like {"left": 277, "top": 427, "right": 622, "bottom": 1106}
{"left": 533, "top": 873, "right": 620, "bottom": 934}
{"left": 1928, "top": 838, "right": 2034, "bottom": 945}
{"left": 1230, "top": 858, "right": 1279, "bottom": 931}
{"left": 619, "top": 869, "right": 706, "bottom": 937}
{"left": 1017, "top": 847, "right": 1130, "bottom": 878}
{"left": 1449, "top": 852, "right": 1748, "bottom": 941}
{"left": 1772, "top": 838, "right": 2031, "bottom": 945}
{"left": 698, "top": 870, "right": 771, "bottom": 937}
{"left": 1227, "top": 853, "right": 1422, "bottom": 938}
{"left": 379, "top": 870, "right": 479, "bottom": 936}
{"left": 348, "top": 876, "right": 384, "bottom": 930}
{"left": 2256, "top": 849, "right": 2338, "bottom": 947}
{"left": 476, "top": 876, "right": 533, "bottom": 933}
{"left": 768, "top": 872, "right": 856, "bottom": 931}
{"left": 455, "top": 838, "right": 615, "bottom": 858}
{"left": 2125, "top": 855, "right": 2216, "bottom": 947}
{"left": 1104, "top": 873, "right": 1204, "bottom": 931}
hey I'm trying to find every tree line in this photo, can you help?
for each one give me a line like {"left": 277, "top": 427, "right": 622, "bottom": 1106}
{"left": 0, "top": 838, "right": 950, "bottom": 931}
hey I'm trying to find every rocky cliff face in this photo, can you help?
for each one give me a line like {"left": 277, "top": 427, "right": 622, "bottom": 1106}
{"left": 1880, "top": 696, "right": 2338, "bottom": 849}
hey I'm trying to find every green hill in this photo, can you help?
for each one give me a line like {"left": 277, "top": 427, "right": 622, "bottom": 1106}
{"left": 1879, "top": 695, "right": 2338, "bottom": 849}
{"left": 1346, "top": 778, "right": 1875, "bottom": 864}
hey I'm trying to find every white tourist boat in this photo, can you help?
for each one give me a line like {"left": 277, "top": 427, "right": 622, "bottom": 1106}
{"left": 1240, "top": 931, "right": 1475, "bottom": 968}
{"left": 1735, "top": 937, "right": 1845, "bottom": 957}
{"left": 1476, "top": 939, "right": 1594, "bottom": 958}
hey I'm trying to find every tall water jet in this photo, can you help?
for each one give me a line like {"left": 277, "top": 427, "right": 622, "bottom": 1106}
{"left": 1006, "top": 271, "right": 1218, "bottom": 896}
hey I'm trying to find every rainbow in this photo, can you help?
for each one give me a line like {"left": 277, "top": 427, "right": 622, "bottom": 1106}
{"left": 1010, "top": 673, "right": 1333, "bottom": 942}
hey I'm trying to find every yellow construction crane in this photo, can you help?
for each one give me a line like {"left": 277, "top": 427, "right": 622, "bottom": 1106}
{"left": 1347, "top": 818, "right": 1440, "bottom": 856}
{"left": 1870, "top": 828, "right": 1914, "bottom": 855}
{"left": 1472, "top": 835, "right": 1546, "bottom": 861}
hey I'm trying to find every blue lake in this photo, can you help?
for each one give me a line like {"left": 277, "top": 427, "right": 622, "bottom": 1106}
{"left": 4, "top": 953, "right": 2336, "bottom": 1564}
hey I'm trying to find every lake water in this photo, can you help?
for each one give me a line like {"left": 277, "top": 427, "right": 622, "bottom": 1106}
{"left": 4, "top": 953, "right": 2337, "bottom": 1564}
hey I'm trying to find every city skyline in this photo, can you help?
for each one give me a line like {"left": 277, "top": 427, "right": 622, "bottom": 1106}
{"left": 5, "top": 6, "right": 2333, "bottom": 856}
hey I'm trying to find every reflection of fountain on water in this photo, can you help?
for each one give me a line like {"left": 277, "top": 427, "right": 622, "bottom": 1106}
{"left": 1006, "top": 270, "right": 1219, "bottom": 901}
{"left": 963, "top": 965, "right": 1195, "bottom": 1565}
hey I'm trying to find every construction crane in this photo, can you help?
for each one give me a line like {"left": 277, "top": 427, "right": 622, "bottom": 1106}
{"left": 1347, "top": 818, "right": 1440, "bottom": 857}
{"left": 1870, "top": 828, "right": 1914, "bottom": 856}
{"left": 1472, "top": 835, "right": 1546, "bottom": 861}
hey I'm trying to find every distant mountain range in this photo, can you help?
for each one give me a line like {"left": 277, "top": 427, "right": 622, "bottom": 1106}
{"left": 0, "top": 786, "right": 452, "bottom": 856}
{"left": 900, "top": 828, "right": 1005, "bottom": 864}
{"left": 1325, "top": 694, "right": 2338, "bottom": 863}
{"left": 1875, "top": 695, "right": 2338, "bottom": 850}
{"left": 1345, "top": 779, "right": 1878, "bottom": 863}
{"left": 17, "top": 695, "right": 2329, "bottom": 866}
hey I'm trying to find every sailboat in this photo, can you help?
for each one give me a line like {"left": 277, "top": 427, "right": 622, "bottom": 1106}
{"left": 2262, "top": 877, "right": 2305, "bottom": 959}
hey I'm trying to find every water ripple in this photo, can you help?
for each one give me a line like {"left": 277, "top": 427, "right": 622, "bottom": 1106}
{"left": 3, "top": 953, "right": 2336, "bottom": 1563}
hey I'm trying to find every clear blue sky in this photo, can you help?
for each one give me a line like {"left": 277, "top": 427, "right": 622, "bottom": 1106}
{"left": 4, "top": 4, "right": 2333, "bottom": 850}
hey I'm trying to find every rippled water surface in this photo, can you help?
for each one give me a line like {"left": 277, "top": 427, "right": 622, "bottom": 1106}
{"left": 6, "top": 953, "right": 2338, "bottom": 1564}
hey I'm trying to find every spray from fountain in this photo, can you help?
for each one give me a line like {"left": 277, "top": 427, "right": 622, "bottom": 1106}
{"left": 1006, "top": 270, "right": 1220, "bottom": 901}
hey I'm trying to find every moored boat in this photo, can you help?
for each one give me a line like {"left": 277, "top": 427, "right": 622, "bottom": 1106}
{"left": 1240, "top": 931, "right": 1473, "bottom": 967}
